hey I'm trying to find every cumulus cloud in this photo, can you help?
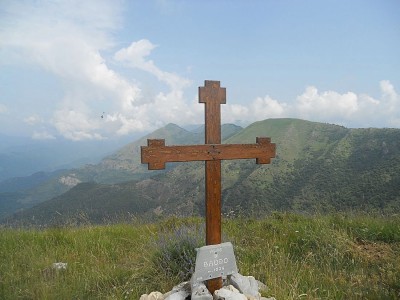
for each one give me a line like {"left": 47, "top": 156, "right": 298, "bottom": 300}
{"left": 222, "top": 80, "right": 400, "bottom": 128}
{"left": 295, "top": 87, "right": 359, "bottom": 121}
{"left": 379, "top": 80, "right": 400, "bottom": 126}
{"left": 380, "top": 80, "right": 398, "bottom": 113}
{"left": 291, "top": 81, "right": 400, "bottom": 127}
{"left": 222, "top": 95, "right": 287, "bottom": 124}
{"left": 0, "top": 1, "right": 198, "bottom": 140}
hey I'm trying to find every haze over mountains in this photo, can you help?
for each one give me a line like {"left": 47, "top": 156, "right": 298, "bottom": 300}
{"left": 0, "top": 134, "right": 142, "bottom": 181}
{"left": 1, "top": 118, "right": 400, "bottom": 225}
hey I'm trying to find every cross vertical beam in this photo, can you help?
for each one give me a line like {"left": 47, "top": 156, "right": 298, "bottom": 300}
{"left": 199, "top": 81, "right": 226, "bottom": 246}
{"left": 199, "top": 80, "right": 226, "bottom": 291}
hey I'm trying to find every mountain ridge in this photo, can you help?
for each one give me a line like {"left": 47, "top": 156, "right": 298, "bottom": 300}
{"left": 4, "top": 118, "right": 400, "bottom": 225}
{"left": 0, "top": 123, "right": 243, "bottom": 219}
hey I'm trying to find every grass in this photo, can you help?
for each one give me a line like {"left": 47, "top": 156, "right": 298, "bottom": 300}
{"left": 0, "top": 222, "right": 155, "bottom": 299}
{"left": 0, "top": 213, "right": 399, "bottom": 299}
{"left": 224, "top": 213, "right": 400, "bottom": 299}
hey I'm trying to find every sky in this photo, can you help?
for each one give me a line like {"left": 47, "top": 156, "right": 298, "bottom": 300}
{"left": 0, "top": 0, "right": 399, "bottom": 141}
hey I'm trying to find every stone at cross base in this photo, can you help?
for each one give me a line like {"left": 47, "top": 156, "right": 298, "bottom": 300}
{"left": 141, "top": 80, "right": 276, "bottom": 293}
{"left": 139, "top": 274, "right": 277, "bottom": 300}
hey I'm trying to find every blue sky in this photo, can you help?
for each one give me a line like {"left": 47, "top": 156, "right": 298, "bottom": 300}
{"left": 0, "top": 0, "right": 399, "bottom": 141}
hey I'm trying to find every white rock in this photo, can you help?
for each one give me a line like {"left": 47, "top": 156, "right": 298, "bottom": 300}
{"left": 224, "top": 285, "right": 240, "bottom": 294}
{"left": 213, "top": 285, "right": 247, "bottom": 300}
{"left": 52, "top": 262, "right": 67, "bottom": 270}
{"left": 149, "top": 292, "right": 164, "bottom": 300}
{"left": 191, "top": 281, "right": 213, "bottom": 300}
{"left": 230, "top": 273, "right": 260, "bottom": 299}
{"left": 140, "top": 292, "right": 164, "bottom": 300}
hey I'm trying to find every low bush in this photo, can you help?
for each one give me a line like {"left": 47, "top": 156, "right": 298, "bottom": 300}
{"left": 151, "top": 222, "right": 204, "bottom": 282}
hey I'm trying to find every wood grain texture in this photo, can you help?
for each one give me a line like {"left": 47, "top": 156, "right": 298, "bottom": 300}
{"left": 200, "top": 80, "right": 225, "bottom": 292}
{"left": 140, "top": 139, "right": 276, "bottom": 170}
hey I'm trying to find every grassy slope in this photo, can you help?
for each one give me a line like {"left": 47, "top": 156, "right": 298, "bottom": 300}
{"left": 0, "top": 214, "right": 399, "bottom": 299}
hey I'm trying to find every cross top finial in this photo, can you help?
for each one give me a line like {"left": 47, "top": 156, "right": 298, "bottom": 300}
{"left": 199, "top": 80, "right": 226, "bottom": 105}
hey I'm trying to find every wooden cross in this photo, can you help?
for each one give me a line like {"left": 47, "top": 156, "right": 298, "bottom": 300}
{"left": 141, "top": 80, "right": 276, "bottom": 292}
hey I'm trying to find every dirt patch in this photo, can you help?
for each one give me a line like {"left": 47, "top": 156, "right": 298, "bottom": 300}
{"left": 351, "top": 240, "right": 396, "bottom": 262}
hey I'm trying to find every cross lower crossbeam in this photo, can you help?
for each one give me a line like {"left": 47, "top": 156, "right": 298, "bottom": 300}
{"left": 141, "top": 137, "right": 276, "bottom": 170}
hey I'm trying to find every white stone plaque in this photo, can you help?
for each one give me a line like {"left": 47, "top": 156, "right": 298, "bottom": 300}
{"left": 192, "top": 242, "right": 238, "bottom": 282}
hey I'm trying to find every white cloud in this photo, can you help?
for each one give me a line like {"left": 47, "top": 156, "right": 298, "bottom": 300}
{"left": 114, "top": 39, "right": 156, "bottom": 65}
{"left": 0, "top": 1, "right": 128, "bottom": 139}
{"left": 222, "top": 80, "right": 400, "bottom": 128}
{"left": 112, "top": 39, "right": 198, "bottom": 131}
{"left": 378, "top": 80, "right": 400, "bottom": 127}
{"left": 222, "top": 95, "right": 287, "bottom": 124}
{"left": 52, "top": 109, "right": 104, "bottom": 141}
{"left": 380, "top": 80, "right": 398, "bottom": 113}
{"left": 0, "top": 1, "right": 198, "bottom": 140}
{"left": 251, "top": 96, "right": 287, "bottom": 119}
{"left": 115, "top": 114, "right": 147, "bottom": 136}
{"left": 1, "top": 1, "right": 398, "bottom": 140}
{"left": 295, "top": 86, "right": 359, "bottom": 120}
{"left": 114, "top": 39, "right": 191, "bottom": 90}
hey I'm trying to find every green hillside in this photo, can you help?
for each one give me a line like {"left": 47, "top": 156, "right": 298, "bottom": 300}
{"left": 138, "top": 119, "right": 400, "bottom": 216}
{"left": 3, "top": 119, "right": 400, "bottom": 225}
{"left": 0, "top": 124, "right": 242, "bottom": 219}
{"left": 223, "top": 119, "right": 400, "bottom": 214}
{"left": 5, "top": 182, "right": 160, "bottom": 226}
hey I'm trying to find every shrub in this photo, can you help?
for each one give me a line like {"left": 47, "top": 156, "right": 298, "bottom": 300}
{"left": 151, "top": 223, "right": 204, "bottom": 282}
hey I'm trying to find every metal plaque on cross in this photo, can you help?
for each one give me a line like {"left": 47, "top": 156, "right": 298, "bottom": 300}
{"left": 192, "top": 242, "right": 238, "bottom": 283}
